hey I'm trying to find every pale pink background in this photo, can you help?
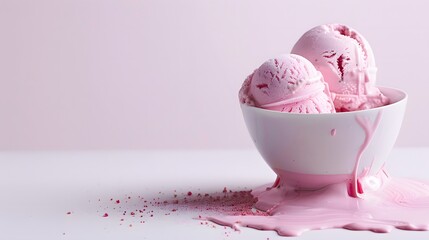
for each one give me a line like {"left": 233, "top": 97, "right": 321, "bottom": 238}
{"left": 0, "top": 0, "right": 427, "bottom": 150}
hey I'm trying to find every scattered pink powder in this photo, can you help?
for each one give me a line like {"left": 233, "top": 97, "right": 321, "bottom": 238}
{"left": 89, "top": 187, "right": 261, "bottom": 224}
{"left": 77, "top": 187, "right": 266, "bottom": 237}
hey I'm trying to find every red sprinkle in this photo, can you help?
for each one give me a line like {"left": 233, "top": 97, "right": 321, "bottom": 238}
{"left": 116, "top": 200, "right": 120, "bottom": 204}
{"left": 187, "top": 191, "right": 192, "bottom": 196}
{"left": 102, "top": 213, "right": 109, "bottom": 217}
{"left": 66, "top": 211, "right": 71, "bottom": 215}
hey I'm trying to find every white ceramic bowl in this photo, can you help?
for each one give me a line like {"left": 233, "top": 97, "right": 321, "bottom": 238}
{"left": 241, "top": 87, "right": 407, "bottom": 190}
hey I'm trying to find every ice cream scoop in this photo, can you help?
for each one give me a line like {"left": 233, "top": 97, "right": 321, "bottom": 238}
{"left": 239, "top": 54, "right": 335, "bottom": 113}
{"left": 291, "top": 24, "right": 389, "bottom": 112}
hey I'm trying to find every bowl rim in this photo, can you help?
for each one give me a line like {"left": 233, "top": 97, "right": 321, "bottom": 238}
{"left": 240, "top": 86, "right": 407, "bottom": 116}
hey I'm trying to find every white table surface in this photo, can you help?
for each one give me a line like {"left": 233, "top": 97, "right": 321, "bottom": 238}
{"left": 1, "top": 148, "right": 429, "bottom": 240}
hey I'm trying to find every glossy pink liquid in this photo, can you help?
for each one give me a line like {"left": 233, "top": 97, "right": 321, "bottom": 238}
{"left": 208, "top": 175, "right": 429, "bottom": 236}
{"left": 208, "top": 111, "right": 429, "bottom": 236}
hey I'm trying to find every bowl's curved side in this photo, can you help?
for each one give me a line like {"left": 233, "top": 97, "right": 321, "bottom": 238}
{"left": 240, "top": 87, "right": 407, "bottom": 186}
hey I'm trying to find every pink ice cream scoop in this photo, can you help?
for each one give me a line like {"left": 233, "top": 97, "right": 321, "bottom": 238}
{"left": 239, "top": 54, "right": 335, "bottom": 113}
{"left": 291, "top": 24, "right": 389, "bottom": 112}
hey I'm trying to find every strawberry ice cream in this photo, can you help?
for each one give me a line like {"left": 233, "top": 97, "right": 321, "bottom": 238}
{"left": 239, "top": 54, "right": 335, "bottom": 113}
{"left": 291, "top": 24, "right": 389, "bottom": 112}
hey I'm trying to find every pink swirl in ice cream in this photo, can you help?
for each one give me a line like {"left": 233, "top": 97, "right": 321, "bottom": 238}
{"left": 239, "top": 54, "right": 335, "bottom": 113}
{"left": 291, "top": 24, "right": 389, "bottom": 112}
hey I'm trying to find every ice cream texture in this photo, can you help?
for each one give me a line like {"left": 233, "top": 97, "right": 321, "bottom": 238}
{"left": 291, "top": 24, "right": 389, "bottom": 112}
{"left": 239, "top": 54, "right": 335, "bottom": 113}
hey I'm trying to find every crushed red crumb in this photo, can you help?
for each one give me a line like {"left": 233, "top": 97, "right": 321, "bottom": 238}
{"left": 91, "top": 187, "right": 265, "bottom": 229}
{"left": 66, "top": 211, "right": 71, "bottom": 215}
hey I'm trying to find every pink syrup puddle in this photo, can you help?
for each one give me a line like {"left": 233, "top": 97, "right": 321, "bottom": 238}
{"left": 207, "top": 176, "right": 429, "bottom": 236}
